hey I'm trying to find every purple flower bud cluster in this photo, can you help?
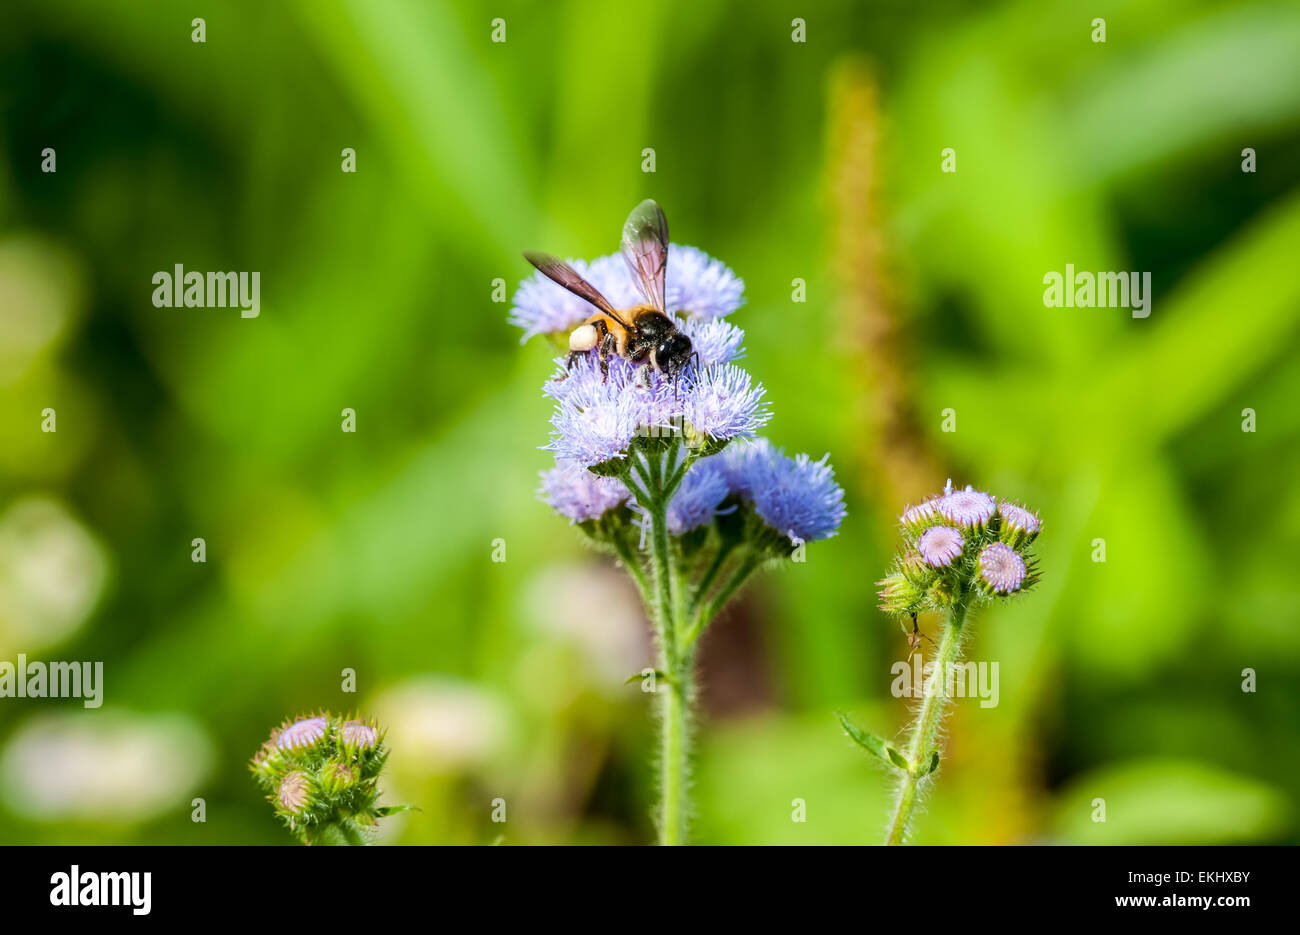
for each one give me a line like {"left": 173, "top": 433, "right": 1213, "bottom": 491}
{"left": 878, "top": 480, "right": 1041, "bottom": 614}
{"left": 250, "top": 711, "right": 397, "bottom": 845}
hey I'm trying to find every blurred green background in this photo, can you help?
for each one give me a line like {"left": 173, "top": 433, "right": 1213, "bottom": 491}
{"left": 1, "top": 0, "right": 1298, "bottom": 845}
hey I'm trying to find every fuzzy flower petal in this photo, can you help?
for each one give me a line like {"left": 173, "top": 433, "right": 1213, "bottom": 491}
{"left": 917, "top": 525, "right": 964, "bottom": 567}
{"left": 664, "top": 460, "right": 729, "bottom": 536}
{"left": 937, "top": 485, "right": 997, "bottom": 529}
{"left": 722, "top": 439, "right": 846, "bottom": 542}
{"left": 682, "top": 364, "right": 770, "bottom": 443}
{"left": 666, "top": 244, "right": 745, "bottom": 320}
{"left": 539, "top": 458, "right": 631, "bottom": 522}
{"left": 681, "top": 317, "right": 746, "bottom": 368}
{"left": 544, "top": 357, "right": 660, "bottom": 466}
{"left": 717, "top": 437, "right": 770, "bottom": 501}
{"left": 277, "top": 716, "right": 327, "bottom": 751}
{"left": 339, "top": 720, "right": 379, "bottom": 751}
{"left": 977, "top": 543, "right": 1027, "bottom": 594}
{"left": 998, "top": 502, "right": 1040, "bottom": 534}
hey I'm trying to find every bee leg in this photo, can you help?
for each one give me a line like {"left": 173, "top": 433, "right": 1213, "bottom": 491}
{"left": 566, "top": 350, "right": 583, "bottom": 371}
{"left": 598, "top": 332, "right": 616, "bottom": 382}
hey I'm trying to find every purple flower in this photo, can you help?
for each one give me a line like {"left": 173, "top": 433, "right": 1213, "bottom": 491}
{"left": 277, "top": 716, "right": 327, "bottom": 751}
{"left": 681, "top": 317, "right": 745, "bottom": 368}
{"left": 721, "top": 439, "right": 847, "bottom": 542}
{"left": 544, "top": 356, "right": 659, "bottom": 466}
{"left": 917, "top": 525, "right": 964, "bottom": 567}
{"left": 339, "top": 720, "right": 380, "bottom": 751}
{"left": 681, "top": 364, "right": 770, "bottom": 443}
{"left": 998, "top": 502, "right": 1041, "bottom": 547}
{"left": 664, "top": 461, "right": 730, "bottom": 535}
{"left": 977, "top": 543, "right": 1026, "bottom": 594}
{"left": 937, "top": 484, "right": 996, "bottom": 529}
{"left": 900, "top": 498, "right": 940, "bottom": 530}
{"left": 544, "top": 353, "right": 767, "bottom": 467}
{"left": 665, "top": 244, "right": 745, "bottom": 320}
{"left": 717, "top": 437, "right": 769, "bottom": 500}
{"left": 539, "top": 459, "right": 631, "bottom": 522}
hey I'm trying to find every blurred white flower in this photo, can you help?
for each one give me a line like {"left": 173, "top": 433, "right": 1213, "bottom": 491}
{"left": 0, "top": 236, "right": 82, "bottom": 386}
{"left": 1, "top": 711, "right": 212, "bottom": 823}
{"left": 524, "top": 562, "right": 649, "bottom": 689}
{"left": 369, "top": 676, "right": 510, "bottom": 775}
{"left": 0, "top": 497, "right": 110, "bottom": 655}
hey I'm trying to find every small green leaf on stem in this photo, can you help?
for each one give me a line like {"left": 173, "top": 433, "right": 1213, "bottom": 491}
{"left": 923, "top": 749, "right": 940, "bottom": 776}
{"left": 373, "top": 804, "right": 418, "bottom": 817}
{"left": 836, "top": 711, "right": 908, "bottom": 772}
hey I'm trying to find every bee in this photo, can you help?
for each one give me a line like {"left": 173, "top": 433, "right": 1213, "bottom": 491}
{"left": 524, "top": 199, "right": 695, "bottom": 384}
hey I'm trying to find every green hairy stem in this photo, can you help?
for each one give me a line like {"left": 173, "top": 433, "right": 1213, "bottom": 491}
{"left": 884, "top": 593, "right": 970, "bottom": 845}
{"left": 623, "top": 441, "right": 762, "bottom": 845}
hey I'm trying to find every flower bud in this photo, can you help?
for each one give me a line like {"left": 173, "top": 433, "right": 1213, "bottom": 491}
{"left": 899, "top": 498, "right": 941, "bottom": 534}
{"left": 338, "top": 718, "right": 379, "bottom": 753}
{"left": 935, "top": 485, "right": 997, "bottom": 533}
{"left": 276, "top": 715, "right": 329, "bottom": 754}
{"left": 996, "top": 502, "right": 1041, "bottom": 549}
{"left": 917, "top": 525, "right": 964, "bottom": 568}
{"left": 975, "top": 543, "right": 1027, "bottom": 596}
{"left": 318, "top": 759, "right": 359, "bottom": 796}
{"left": 877, "top": 573, "right": 923, "bottom": 614}
{"left": 276, "top": 770, "right": 317, "bottom": 817}
{"left": 899, "top": 550, "right": 936, "bottom": 588}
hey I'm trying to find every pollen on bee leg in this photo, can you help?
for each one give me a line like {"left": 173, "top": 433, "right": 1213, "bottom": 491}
{"left": 569, "top": 323, "right": 599, "bottom": 352}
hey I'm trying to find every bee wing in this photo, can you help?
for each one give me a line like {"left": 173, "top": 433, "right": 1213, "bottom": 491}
{"left": 523, "top": 251, "right": 632, "bottom": 328}
{"left": 620, "top": 199, "right": 668, "bottom": 313}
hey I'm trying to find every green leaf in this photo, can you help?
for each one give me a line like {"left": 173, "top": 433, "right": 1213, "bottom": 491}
{"left": 374, "top": 804, "right": 418, "bottom": 817}
{"left": 924, "top": 749, "right": 941, "bottom": 775}
{"left": 836, "top": 712, "right": 908, "bottom": 772}
{"left": 588, "top": 458, "right": 626, "bottom": 478}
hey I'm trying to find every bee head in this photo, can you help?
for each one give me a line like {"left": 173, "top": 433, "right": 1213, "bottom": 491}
{"left": 656, "top": 332, "right": 693, "bottom": 378}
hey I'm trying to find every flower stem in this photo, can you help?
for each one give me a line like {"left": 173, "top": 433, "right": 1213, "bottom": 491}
{"left": 633, "top": 445, "right": 694, "bottom": 846}
{"left": 884, "top": 592, "right": 970, "bottom": 846}
{"left": 308, "top": 819, "right": 368, "bottom": 846}
{"left": 684, "top": 550, "right": 763, "bottom": 648}
{"left": 689, "top": 542, "right": 735, "bottom": 614}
